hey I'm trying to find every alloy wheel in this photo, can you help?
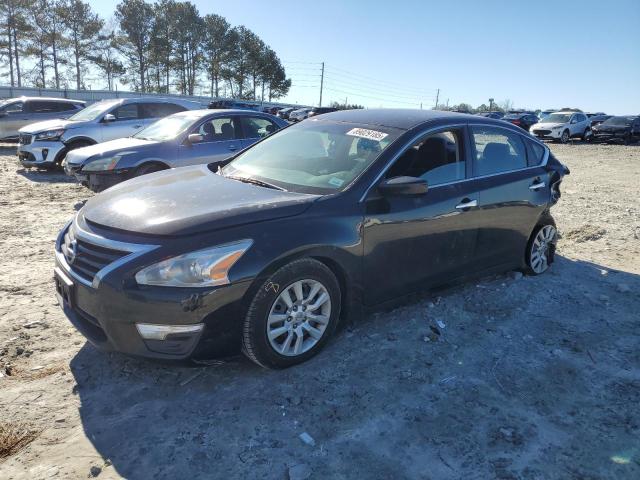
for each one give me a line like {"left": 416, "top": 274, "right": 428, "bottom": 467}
{"left": 530, "top": 225, "right": 557, "bottom": 274}
{"left": 266, "top": 279, "right": 331, "bottom": 356}
{"left": 561, "top": 130, "right": 569, "bottom": 144}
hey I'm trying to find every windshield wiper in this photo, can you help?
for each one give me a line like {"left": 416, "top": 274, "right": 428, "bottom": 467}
{"left": 224, "top": 175, "right": 286, "bottom": 191}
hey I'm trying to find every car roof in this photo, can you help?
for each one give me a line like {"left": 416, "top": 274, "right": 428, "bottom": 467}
{"left": 317, "top": 108, "right": 493, "bottom": 130}
{"left": 8, "top": 96, "right": 85, "bottom": 104}
{"left": 172, "top": 108, "right": 276, "bottom": 118}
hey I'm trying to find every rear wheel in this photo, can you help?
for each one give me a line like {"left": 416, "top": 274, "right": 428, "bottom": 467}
{"left": 525, "top": 224, "right": 557, "bottom": 275}
{"left": 242, "top": 258, "right": 341, "bottom": 369}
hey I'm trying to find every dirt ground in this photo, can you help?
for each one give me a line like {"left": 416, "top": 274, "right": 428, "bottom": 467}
{"left": 0, "top": 141, "right": 639, "bottom": 480}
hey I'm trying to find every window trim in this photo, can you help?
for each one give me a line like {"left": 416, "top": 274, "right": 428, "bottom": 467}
{"left": 360, "top": 122, "right": 549, "bottom": 203}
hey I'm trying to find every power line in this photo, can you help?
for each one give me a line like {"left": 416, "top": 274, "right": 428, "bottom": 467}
{"left": 323, "top": 87, "right": 421, "bottom": 106}
{"left": 324, "top": 65, "right": 438, "bottom": 95}
{"left": 322, "top": 74, "right": 436, "bottom": 102}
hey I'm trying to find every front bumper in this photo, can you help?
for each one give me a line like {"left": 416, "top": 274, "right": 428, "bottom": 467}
{"left": 18, "top": 140, "right": 66, "bottom": 167}
{"left": 54, "top": 221, "right": 252, "bottom": 361}
{"left": 531, "top": 128, "right": 562, "bottom": 139}
{"left": 591, "top": 132, "right": 629, "bottom": 142}
{"left": 65, "top": 165, "right": 132, "bottom": 192}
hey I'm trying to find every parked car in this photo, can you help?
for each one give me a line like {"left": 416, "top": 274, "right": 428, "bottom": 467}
{"left": 586, "top": 112, "right": 606, "bottom": 117}
{"left": 17, "top": 97, "right": 201, "bottom": 169}
{"left": 209, "top": 100, "right": 259, "bottom": 111}
{"left": 591, "top": 116, "right": 640, "bottom": 144}
{"left": 289, "top": 108, "right": 312, "bottom": 122}
{"left": 65, "top": 110, "right": 288, "bottom": 192}
{"left": 588, "top": 114, "right": 612, "bottom": 128}
{"left": 502, "top": 112, "right": 539, "bottom": 131}
{"left": 0, "top": 97, "right": 85, "bottom": 141}
{"left": 477, "top": 111, "right": 504, "bottom": 119}
{"left": 308, "top": 107, "right": 339, "bottom": 118}
{"left": 529, "top": 111, "right": 592, "bottom": 143}
{"left": 277, "top": 107, "right": 296, "bottom": 120}
{"left": 53, "top": 109, "right": 568, "bottom": 368}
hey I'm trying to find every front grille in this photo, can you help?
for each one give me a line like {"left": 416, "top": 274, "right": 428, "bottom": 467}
{"left": 533, "top": 129, "right": 551, "bottom": 135}
{"left": 19, "top": 151, "right": 36, "bottom": 162}
{"left": 19, "top": 134, "right": 32, "bottom": 145}
{"left": 61, "top": 228, "right": 129, "bottom": 284}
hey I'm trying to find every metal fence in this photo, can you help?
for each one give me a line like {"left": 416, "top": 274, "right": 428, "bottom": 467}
{"left": 0, "top": 85, "right": 300, "bottom": 109}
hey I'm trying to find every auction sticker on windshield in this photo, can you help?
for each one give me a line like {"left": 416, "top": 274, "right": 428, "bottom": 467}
{"left": 346, "top": 128, "right": 388, "bottom": 141}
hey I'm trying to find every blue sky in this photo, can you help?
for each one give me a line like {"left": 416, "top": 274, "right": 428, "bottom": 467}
{"left": 93, "top": 0, "right": 640, "bottom": 114}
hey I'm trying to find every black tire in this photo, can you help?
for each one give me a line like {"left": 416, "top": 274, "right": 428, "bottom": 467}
{"left": 582, "top": 128, "right": 591, "bottom": 141}
{"left": 60, "top": 140, "right": 93, "bottom": 169}
{"left": 524, "top": 220, "right": 557, "bottom": 276}
{"left": 560, "top": 129, "right": 570, "bottom": 144}
{"left": 242, "top": 258, "right": 341, "bottom": 369}
{"left": 135, "top": 163, "right": 167, "bottom": 177}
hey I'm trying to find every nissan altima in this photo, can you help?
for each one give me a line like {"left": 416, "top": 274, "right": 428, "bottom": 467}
{"left": 54, "top": 109, "right": 568, "bottom": 368}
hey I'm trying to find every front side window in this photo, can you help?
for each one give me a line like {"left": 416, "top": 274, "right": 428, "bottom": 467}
{"left": 386, "top": 129, "right": 465, "bottom": 186}
{"left": 223, "top": 120, "right": 401, "bottom": 194}
{"left": 1, "top": 101, "right": 24, "bottom": 114}
{"left": 471, "top": 126, "right": 527, "bottom": 176}
{"left": 241, "top": 117, "right": 278, "bottom": 139}
{"left": 68, "top": 100, "right": 119, "bottom": 121}
{"left": 112, "top": 104, "right": 139, "bottom": 121}
{"left": 196, "top": 117, "right": 240, "bottom": 142}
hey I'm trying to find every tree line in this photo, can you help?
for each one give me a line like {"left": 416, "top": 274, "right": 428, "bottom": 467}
{"left": 0, "top": 0, "right": 291, "bottom": 101}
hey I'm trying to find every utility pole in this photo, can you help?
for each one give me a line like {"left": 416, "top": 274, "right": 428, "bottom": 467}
{"left": 434, "top": 88, "right": 440, "bottom": 109}
{"left": 319, "top": 62, "right": 325, "bottom": 107}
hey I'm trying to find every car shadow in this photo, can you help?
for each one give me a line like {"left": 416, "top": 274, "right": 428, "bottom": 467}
{"left": 68, "top": 255, "right": 640, "bottom": 479}
{"left": 17, "top": 167, "right": 78, "bottom": 184}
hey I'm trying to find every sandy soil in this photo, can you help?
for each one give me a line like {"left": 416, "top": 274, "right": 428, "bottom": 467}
{"left": 0, "top": 142, "right": 639, "bottom": 480}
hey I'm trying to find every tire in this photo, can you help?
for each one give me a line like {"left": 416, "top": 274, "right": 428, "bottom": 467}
{"left": 560, "top": 129, "right": 570, "bottom": 144}
{"left": 135, "top": 163, "right": 167, "bottom": 177}
{"left": 59, "top": 140, "right": 92, "bottom": 169}
{"left": 242, "top": 258, "right": 341, "bottom": 369}
{"left": 525, "top": 223, "right": 557, "bottom": 275}
{"left": 582, "top": 128, "right": 591, "bottom": 141}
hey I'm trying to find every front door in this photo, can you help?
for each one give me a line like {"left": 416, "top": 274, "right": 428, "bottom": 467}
{"left": 362, "top": 126, "right": 480, "bottom": 304}
{"left": 100, "top": 103, "right": 145, "bottom": 142}
{"left": 178, "top": 116, "right": 243, "bottom": 167}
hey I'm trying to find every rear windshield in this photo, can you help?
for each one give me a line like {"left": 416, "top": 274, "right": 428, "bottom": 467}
{"left": 223, "top": 119, "right": 402, "bottom": 194}
{"left": 603, "top": 116, "right": 635, "bottom": 126}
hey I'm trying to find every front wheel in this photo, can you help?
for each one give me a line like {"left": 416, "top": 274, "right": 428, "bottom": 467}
{"left": 135, "top": 163, "right": 167, "bottom": 177}
{"left": 560, "top": 130, "right": 570, "bottom": 144}
{"left": 582, "top": 128, "right": 591, "bottom": 141}
{"left": 525, "top": 224, "right": 557, "bottom": 275}
{"left": 242, "top": 258, "right": 341, "bottom": 369}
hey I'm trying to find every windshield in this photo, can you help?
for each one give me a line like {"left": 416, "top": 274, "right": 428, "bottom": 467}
{"left": 543, "top": 113, "right": 572, "bottom": 123}
{"left": 222, "top": 120, "right": 402, "bottom": 194}
{"left": 603, "top": 116, "right": 634, "bottom": 126}
{"left": 68, "top": 100, "right": 119, "bottom": 122}
{"left": 134, "top": 114, "right": 200, "bottom": 141}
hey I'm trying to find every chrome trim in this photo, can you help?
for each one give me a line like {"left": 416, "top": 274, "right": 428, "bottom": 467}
{"left": 56, "top": 218, "right": 159, "bottom": 289}
{"left": 360, "top": 122, "right": 550, "bottom": 202}
{"left": 529, "top": 182, "right": 546, "bottom": 190}
{"left": 455, "top": 199, "right": 478, "bottom": 209}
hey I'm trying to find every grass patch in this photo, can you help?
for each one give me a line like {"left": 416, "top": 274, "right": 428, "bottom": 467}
{"left": 0, "top": 422, "right": 40, "bottom": 459}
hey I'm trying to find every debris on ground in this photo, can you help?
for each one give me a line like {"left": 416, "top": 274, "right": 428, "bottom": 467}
{"left": 298, "top": 432, "right": 316, "bottom": 447}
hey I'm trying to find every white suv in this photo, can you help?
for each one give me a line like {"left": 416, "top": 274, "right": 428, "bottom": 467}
{"left": 530, "top": 111, "right": 591, "bottom": 143}
{"left": 17, "top": 97, "right": 202, "bottom": 169}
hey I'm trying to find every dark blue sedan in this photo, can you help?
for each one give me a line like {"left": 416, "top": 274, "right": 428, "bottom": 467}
{"left": 64, "top": 109, "right": 288, "bottom": 191}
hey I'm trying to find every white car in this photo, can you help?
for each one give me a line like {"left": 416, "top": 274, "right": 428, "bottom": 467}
{"left": 288, "top": 108, "right": 312, "bottom": 122}
{"left": 530, "top": 111, "right": 591, "bottom": 143}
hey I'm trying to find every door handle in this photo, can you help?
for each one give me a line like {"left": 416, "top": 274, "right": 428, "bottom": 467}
{"left": 455, "top": 199, "right": 478, "bottom": 210}
{"left": 529, "top": 181, "right": 546, "bottom": 190}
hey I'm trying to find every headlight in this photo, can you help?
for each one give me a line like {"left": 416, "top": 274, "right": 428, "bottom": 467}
{"left": 82, "top": 156, "right": 122, "bottom": 172}
{"left": 135, "top": 240, "right": 253, "bottom": 287}
{"left": 35, "top": 129, "right": 65, "bottom": 141}
{"left": 551, "top": 125, "right": 564, "bottom": 130}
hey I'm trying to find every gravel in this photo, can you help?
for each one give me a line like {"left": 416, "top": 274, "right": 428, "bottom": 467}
{"left": 1, "top": 142, "right": 639, "bottom": 479}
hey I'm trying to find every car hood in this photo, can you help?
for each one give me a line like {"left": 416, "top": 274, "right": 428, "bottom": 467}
{"left": 80, "top": 165, "right": 318, "bottom": 236}
{"left": 532, "top": 122, "right": 564, "bottom": 129}
{"left": 18, "top": 118, "right": 84, "bottom": 134}
{"left": 66, "top": 137, "right": 155, "bottom": 166}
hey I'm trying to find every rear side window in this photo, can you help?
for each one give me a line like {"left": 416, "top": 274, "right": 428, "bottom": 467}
{"left": 386, "top": 129, "right": 465, "bottom": 186}
{"left": 471, "top": 126, "right": 527, "bottom": 176}
{"left": 241, "top": 116, "right": 278, "bottom": 139}
{"left": 140, "top": 103, "right": 187, "bottom": 119}
{"left": 57, "top": 102, "right": 83, "bottom": 112}
{"left": 112, "top": 104, "right": 139, "bottom": 120}
{"left": 526, "top": 140, "right": 546, "bottom": 166}
{"left": 28, "top": 101, "right": 64, "bottom": 113}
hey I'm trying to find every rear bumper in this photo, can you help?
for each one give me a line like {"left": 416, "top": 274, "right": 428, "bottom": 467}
{"left": 18, "top": 140, "right": 66, "bottom": 167}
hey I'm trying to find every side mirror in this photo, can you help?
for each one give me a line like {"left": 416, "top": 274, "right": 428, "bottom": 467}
{"left": 378, "top": 176, "right": 428, "bottom": 197}
{"left": 103, "top": 113, "right": 116, "bottom": 123}
{"left": 187, "top": 133, "right": 204, "bottom": 144}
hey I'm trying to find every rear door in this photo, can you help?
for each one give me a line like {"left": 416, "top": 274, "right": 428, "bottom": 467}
{"left": 100, "top": 103, "right": 144, "bottom": 141}
{"left": 469, "top": 125, "right": 550, "bottom": 270}
{"left": 177, "top": 115, "right": 243, "bottom": 167}
{"left": 238, "top": 115, "right": 280, "bottom": 149}
{"left": 140, "top": 102, "right": 188, "bottom": 126}
{"left": 0, "top": 101, "right": 26, "bottom": 138}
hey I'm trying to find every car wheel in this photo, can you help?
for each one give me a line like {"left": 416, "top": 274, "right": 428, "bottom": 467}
{"left": 623, "top": 133, "right": 632, "bottom": 146}
{"left": 60, "top": 141, "right": 92, "bottom": 169}
{"left": 135, "top": 163, "right": 167, "bottom": 177}
{"left": 525, "top": 224, "right": 557, "bottom": 275}
{"left": 560, "top": 130, "right": 570, "bottom": 144}
{"left": 582, "top": 128, "right": 591, "bottom": 141}
{"left": 242, "top": 258, "right": 341, "bottom": 369}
